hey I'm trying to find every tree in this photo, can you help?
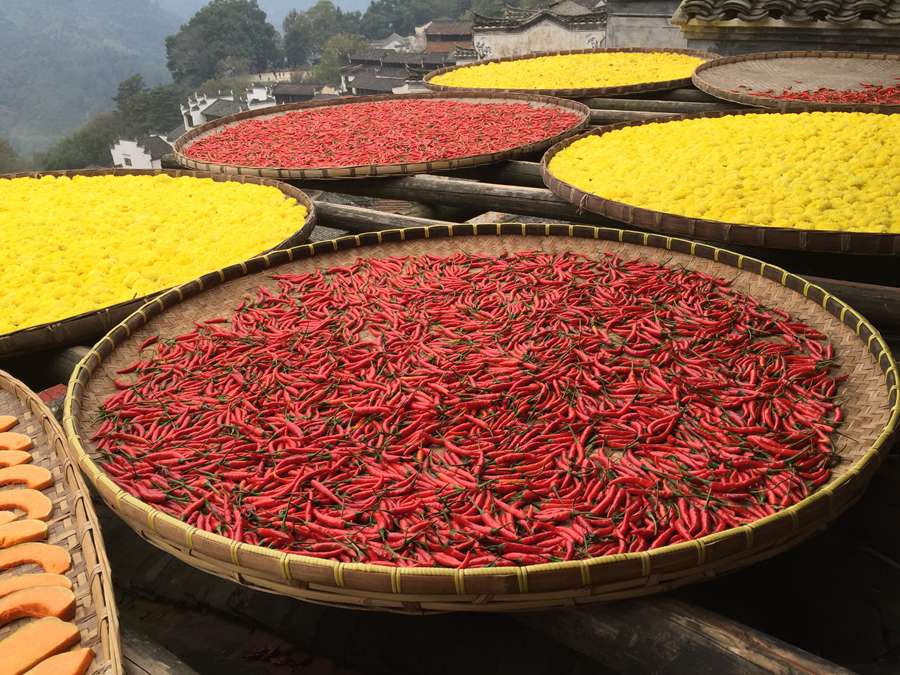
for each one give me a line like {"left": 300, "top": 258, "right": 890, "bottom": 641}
{"left": 0, "top": 138, "right": 25, "bottom": 173}
{"left": 312, "top": 34, "right": 368, "bottom": 85}
{"left": 360, "top": 0, "right": 471, "bottom": 39}
{"left": 114, "top": 75, "right": 190, "bottom": 137}
{"left": 283, "top": 1, "right": 363, "bottom": 67}
{"left": 165, "top": 0, "right": 280, "bottom": 86}
{"left": 37, "top": 113, "right": 124, "bottom": 171}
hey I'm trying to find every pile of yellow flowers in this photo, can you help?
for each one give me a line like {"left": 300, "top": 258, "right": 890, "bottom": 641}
{"left": 0, "top": 174, "right": 307, "bottom": 334}
{"left": 547, "top": 112, "right": 899, "bottom": 233}
{"left": 429, "top": 52, "right": 706, "bottom": 91}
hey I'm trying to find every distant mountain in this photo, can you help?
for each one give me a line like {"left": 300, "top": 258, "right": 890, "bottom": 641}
{"left": 0, "top": 0, "right": 180, "bottom": 155}
{"left": 154, "top": 0, "right": 373, "bottom": 27}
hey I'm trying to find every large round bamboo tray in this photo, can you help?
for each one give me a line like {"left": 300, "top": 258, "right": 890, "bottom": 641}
{"left": 693, "top": 51, "right": 900, "bottom": 113}
{"left": 172, "top": 92, "right": 590, "bottom": 179}
{"left": 63, "top": 224, "right": 898, "bottom": 614}
{"left": 0, "top": 168, "right": 316, "bottom": 359}
{"left": 423, "top": 48, "right": 716, "bottom": 98}
{"left": 541, "top": 111, "right": 900, "bottom": 256}
{"left": 1, "top": 370, "right": 122, "bottom": 672}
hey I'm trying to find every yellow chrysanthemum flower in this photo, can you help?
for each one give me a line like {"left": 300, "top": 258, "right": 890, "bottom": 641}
{"left": 0, "top": 175, "right": 307, "bottom": 334}
{"left": 547, "top": 112, "right": 900, "bottom": 234}
{"left": 430, "top": 52, "right": 706, "bottom": 90}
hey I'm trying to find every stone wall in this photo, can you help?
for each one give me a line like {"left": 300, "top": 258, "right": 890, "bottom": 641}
{"left": 474, "top": 23, "right": 605, "bottom": 58}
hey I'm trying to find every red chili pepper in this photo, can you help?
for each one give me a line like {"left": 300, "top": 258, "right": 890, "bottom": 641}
{"left": 95, "top": 251, "right": 842, "bottom": 568}
{"left": 183, "top": 100, "right": 582, "bottom": 169}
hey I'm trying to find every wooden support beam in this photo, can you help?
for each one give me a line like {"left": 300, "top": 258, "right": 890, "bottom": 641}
{"left": 617, "top": 87, "right": 724, "bottom": 103}
{"left": 123, "top": 626, "right": 199, "bottom": 675}
{"left": 582, "top": 97, "right": 742, "bottom": 113}
{"left": 447, "top": 160, "right": 545, "bottom": 188}
{"left": 590, "top": 109, "right": 681, "bottom": 124}
{"left": 804, "top": 275, "right": 900, "bottom": 336}
{"left": 514, "top": 597, "right": 851, "bottom": 675}
{"left": 314, "top": 201, "right": 455, "bottom": 233}
{"left": 294, "top": 175, "right": 616, "bottom": 224}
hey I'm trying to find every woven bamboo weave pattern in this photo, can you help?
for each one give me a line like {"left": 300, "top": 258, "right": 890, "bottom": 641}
{"left": 0, "top": 168, "right": 316, "bottom": 359}
{"left": 0, "top": 371, "right": 123, "bottom": 672}
{"left": 540, "top": 112, "right": 900, "bottom": 256}
{"left": 693, "top": 52, "right": 900, "bottom": 113}
{"left": 172, "top": 92, "right": 590, "bottom": 180}
{"left": 64, "top": 225, "right": 898, "bottom": 613}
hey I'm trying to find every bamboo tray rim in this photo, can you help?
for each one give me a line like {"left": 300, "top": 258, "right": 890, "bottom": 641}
{"left": 540, "top": 109, "right": 900, "bottom": 256}
{"left": 62, "top": 224, "right": 899, "bottom": 605}
{"left": 0, "top": 369, "right": 123, "bottom": 673}
{"left": 172, "top": 91, "right": 590, "bottom": 180}
{"left": 423, "top": 48, "right": 717, "bottom": 98}
{"left": 692, "top": 50, "right": 900, "bottom": 113}
{"left": 0, "top": 168, "right": 316, "bottom": 358}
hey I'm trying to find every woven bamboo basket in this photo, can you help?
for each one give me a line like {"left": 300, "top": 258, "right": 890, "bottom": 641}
{"left": 0, "top": 168, "right": 316, "bottom": 358}
{"left": 541, "top": 111, "right": 900, "bottom": 256}
{"left": 172, "top": 92, "right": 590, "bottom": 180}
{"left": 693, "top": 51, "right": 900, "bottom": 113}
{"left": 423, "top": 48, "right": 716, "bottom": 98}
{"left": 0, "top": 370, "right": 122, "bottom": 672}
{"left": 63, "top": 224, "right": 898, "bottom": 614}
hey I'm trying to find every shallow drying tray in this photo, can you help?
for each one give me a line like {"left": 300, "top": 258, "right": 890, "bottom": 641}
{"left": 63, "top": 224, "right": 898, "bottom": 613}
{"left": 1, "top": 370, "right": 122, "bottom": 672}
{"left": 693, "top": 51, "right": 900, "bottom": 113}
{"left": 173, "top": 92, "right": 590, "bottom": 180}
{"left": 0, "top": 168, "right": 316, "bottom": 358}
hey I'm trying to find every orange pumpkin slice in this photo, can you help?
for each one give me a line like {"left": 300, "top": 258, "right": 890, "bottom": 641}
{"left": 0, "top": 520, "right": 48, "bottom": 548}
{"left": 0, "top": 543, "right": 71, "bottom": 574}
{"left": 0, "top": 465, "right": 53, "bottom": 490}
{"left": 0, "top": 586, "right": 76, "bottom": 627}
{"left": 0, "top": 512, "right": 18, "bottom": 526}
{"left": 0, "top": 574, "right": 72, "bottom": 599}
{"left": 0, "top": 451, "right": 31, "bottom": 468}
{"left": 0, "top": 489, "right": 52, "bottom": 521}
{"left": 0, "top": 617, "right": 80, "bottom": 674}
{"left": 0, "top": 417, "right": 16, "bottom": 433}
{"left": 24, "top": 648, "right": 94, "bottom": 675}
{"left": 0, "top": 433, "right": 32, "bottom": 453}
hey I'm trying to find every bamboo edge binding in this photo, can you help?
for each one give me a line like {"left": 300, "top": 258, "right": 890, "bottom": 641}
{"left": 64, "top": 224, "right": 899, "bottom": 614}
{"left": 0, "top": 370, "right": 123, "bottom": 672}
{"left": 540, "top": 110, "right": 900, "bottom": 256}
{"left": 0, "top": 168, "right": 316, "bottom": 358}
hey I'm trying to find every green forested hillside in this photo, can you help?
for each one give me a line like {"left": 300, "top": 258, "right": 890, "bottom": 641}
{"left": 0, "top": 0, "right": 180, "bottom": 155}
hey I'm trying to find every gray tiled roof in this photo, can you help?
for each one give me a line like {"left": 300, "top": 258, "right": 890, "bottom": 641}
{"left": 136, "top": 135, "right": 173, "bottom": 160}
{"left": 203, "top": 99, "right": 247, "bottom": 119}
{"left": 675, "top": 0, "right": 900, "bottom": 24}
{"left": 350, "top": 73, "right": 406, "bottom": 92}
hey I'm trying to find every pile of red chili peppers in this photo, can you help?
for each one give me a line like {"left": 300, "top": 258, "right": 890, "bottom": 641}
{"left": 182, "top": 100, "right": 583, "bottom": 168}
{"left": 746, "top": 82, "right": 900, "bottom": 105}
{"left": 94, "top": 252, "right": 842, "bottom": 568}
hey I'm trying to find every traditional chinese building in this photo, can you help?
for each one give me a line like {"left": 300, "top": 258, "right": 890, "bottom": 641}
{"left": 473, "top": 1, "right": 608, "bottom": 58}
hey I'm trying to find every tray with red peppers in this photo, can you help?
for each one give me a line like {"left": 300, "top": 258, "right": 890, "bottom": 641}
{"left": 63, "top": 225, "right": 898, "bottom": 612}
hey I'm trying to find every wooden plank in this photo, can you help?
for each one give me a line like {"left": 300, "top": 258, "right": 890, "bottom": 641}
{"left": 590, "top": 109, "right": 681, "bottom": 124}
{"left": 294, "top": 175, "right": 616, "bottom": 224}
{"left": 448, "top": 160, "right": 545, "bottom": 188}
{"left": 514, "top": 598, "right": 852, "bottom": 675}
{"left": 582, "top": 97, "right": 742, "bottom": 113}
{"left": 122, "top": 626, "right": 199, "bottom": 675}
{"left": 314, "top": 201, "right": 455, "bottom": 233}
{"left": 615, "top": 87, "right": 724, "bottom": 103}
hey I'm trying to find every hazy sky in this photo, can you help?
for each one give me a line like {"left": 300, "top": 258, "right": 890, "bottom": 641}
{"left": 155, "top": 0, "right": 371, "bottom": 27}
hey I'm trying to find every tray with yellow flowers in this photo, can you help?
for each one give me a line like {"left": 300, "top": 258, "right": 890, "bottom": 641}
{"left": 541, "top": 110, "right": 900, "bottom": 255}
{"left": 0, "top": 169, "right": 315, "bottom": 357}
